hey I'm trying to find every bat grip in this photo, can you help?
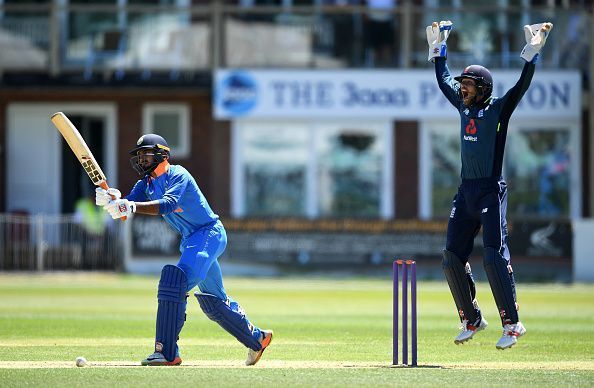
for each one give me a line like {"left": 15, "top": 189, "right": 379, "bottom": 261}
{"left": 100, "top": 181, "right": 127, "bottom": 221}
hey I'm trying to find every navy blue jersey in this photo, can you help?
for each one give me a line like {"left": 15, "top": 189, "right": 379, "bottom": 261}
{"left": 435, "top": 58, "right": 535, "bottom": 179}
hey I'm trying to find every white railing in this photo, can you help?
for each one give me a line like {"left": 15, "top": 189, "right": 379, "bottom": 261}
{"left": 0, "top": 213, "right": 123, "bottom": 271}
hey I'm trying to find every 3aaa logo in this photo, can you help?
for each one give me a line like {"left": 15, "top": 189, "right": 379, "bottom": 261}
{"left": 465, "top": 119, "right": 477, "bottom": 134}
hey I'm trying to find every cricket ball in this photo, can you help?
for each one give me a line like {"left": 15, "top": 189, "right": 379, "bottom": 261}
{"left": 75, "top": 356, "right": 87, "bottom": 367}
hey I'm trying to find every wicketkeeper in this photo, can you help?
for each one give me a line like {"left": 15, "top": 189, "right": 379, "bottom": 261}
{"left": 427, "top": 20, "right": 553, "bottom": 349}
{"left": 96, "top": 134, "right": 273, "bottom": 365}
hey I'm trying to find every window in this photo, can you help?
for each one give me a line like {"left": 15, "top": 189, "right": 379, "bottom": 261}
{"left": 423, "top": 121, "right": 578, "bottom": 219}
{"left": 426, "top": 121, "right": 460, "bottom": 219}
{"left": 243, "top": 122, "right": 308, "bottom": 217}
{"left": 234, "top": 120, "right": 391, "bottom": 219}
{"left": 142, "top": 103, "right": 190, "bottom": 158}
{"left": 505, "top": 128, "right": 572, "bottom": 217}
{"left": 316, "top": 124, "right": 384, "bottom": 218}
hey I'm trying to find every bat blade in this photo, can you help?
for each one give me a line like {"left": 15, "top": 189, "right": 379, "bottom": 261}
{"left": 51, "top": 112, "right": 107, "bottom": 186}
{"left": 51, "top": 111, "right": 126, "bottom": 220}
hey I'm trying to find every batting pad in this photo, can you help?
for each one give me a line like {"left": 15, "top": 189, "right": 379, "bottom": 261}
{"left": 484, "top": 247, "right": 519, "bottom": 324}
{"left": 156, "top": 265, "right": 188, "bottom": 362}
{"left": 195, "top": 293, "right": 262, "bottom": 351}
{"left": 442, "top": 250, "right": 480, "bottom": 323}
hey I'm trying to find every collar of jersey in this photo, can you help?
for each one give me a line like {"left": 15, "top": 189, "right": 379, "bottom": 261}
{"left": 152, "top": 161, "right": 170, "bottom": 178}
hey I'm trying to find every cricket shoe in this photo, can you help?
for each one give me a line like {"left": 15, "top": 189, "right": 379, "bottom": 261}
{"left": 141, "top": 352, "right": 182, "bottom": 366}
{"left": 245, "top": 330, "right": 273, "bottom": 366}
{"left": 496, "top": 321, "right": 526, "bottom": 350}
{"left": 454, "top": 316, "right": 488, "bottom": 344}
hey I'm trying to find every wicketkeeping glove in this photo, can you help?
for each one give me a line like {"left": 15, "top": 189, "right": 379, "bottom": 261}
{"left": 95, "top": 187, "right": 121, "bottom": 206}
{"left": 427, "top": 20, "right": 452, "bottom": 62}
{"left": 104, "top": 199, "right": 136, "bottom": 220}
{"left": 520, "top": 22, "right": 553, "bottom": 62}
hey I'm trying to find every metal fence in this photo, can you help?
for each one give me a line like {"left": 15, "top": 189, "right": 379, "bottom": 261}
{"left": 0, "top": 213, "right": 123, "bottom": 271}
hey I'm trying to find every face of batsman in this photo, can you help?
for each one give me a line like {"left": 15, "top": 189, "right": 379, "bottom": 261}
{"left": 138, "top": 149, "right": 156, "bottom": 170}
{"left": 129, "top": 134, "right": 170, "bottom": 177}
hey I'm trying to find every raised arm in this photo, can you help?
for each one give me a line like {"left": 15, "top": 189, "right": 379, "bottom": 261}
{"left": 501, "top": 22, "right": 553, "bottom": 117}
{"left": 435, "top": 58, "right": 461, "bottom": 107}
{"left": 499, "top": 61, "right": 535, "bottom": 117}
{"left": 427, "top": 20, "right": 459, "bottom": 107}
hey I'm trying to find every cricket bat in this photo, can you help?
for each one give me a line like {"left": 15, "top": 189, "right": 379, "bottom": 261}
{"left": 51, "top": 112, "right": 126, "bottom": 220}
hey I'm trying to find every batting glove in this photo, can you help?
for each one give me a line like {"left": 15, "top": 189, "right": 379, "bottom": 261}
{"left": 104, "top": 199, "right": 136, "bottom": 220}
{"left": 427, "top": 20, "right": 452, "bottom": 62}
{"left": 95, "top": 187, "right": 121, "bottom": 206}
{"left": 520, "top": 22, "right": 553, "bottom": 62}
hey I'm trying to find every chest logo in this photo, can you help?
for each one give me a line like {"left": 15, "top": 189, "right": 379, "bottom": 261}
{"left": 464, "top": 119, "right": 478, "bottom": 142}
{"left": 465, "top": 119, "right": 477, "bottom": 135}
{"left": 478, "top": 109, "right": 484, "bottom": 118}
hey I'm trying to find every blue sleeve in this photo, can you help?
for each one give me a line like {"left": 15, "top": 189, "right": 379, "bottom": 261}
{"left": 158, "top": 170, "right": 190, "bottom": 215}
{"left": 434, "top": 57, "right": 461, "bottom": 108}
{"left": 125, "top": 179, "right": 148, "bottom": 202}
{"left": 499, "top": 61, "right": 536, "bottom": 120}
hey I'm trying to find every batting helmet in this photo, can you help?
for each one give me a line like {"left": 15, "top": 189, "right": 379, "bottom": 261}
{"left": 129, "top": 134, "right": 171, "bottom": 177}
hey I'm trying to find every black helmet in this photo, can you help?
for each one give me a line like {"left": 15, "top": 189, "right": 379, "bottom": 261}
{"left": 129, "top": 134, "right": 171, "bottom": 176}
{"left": 454, "top": 65, "right": 493, "bottom": 100}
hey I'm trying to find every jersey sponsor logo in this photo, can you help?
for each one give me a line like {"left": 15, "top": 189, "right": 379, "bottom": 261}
{"left": 463, "top": 108, "right": 470, "bottom": 116}
{"left": 465, "top": 119, "right": 477, "bottom": 134}
{"left": 464, "top": 119, "right": 478, "bottom": 141}
{"left": 482, "top": 208, "right": 488, "bottom": 213}
{"left": 449, "top": 206, "right": 456, "bottom": 218}
{"left": 478, "top": 109, "right": 484, "bottom": 118}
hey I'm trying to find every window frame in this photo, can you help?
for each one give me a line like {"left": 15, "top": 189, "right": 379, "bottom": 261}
{"left": 142, "top": 103, "right": 190, "bottom": 159}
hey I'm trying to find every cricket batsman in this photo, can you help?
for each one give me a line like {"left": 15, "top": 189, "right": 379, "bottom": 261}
{"left": 96, "top": 134, "right": 273, "bottom": 365}
{"left": 427, "top": 20, "right": 553, "bottom": 349}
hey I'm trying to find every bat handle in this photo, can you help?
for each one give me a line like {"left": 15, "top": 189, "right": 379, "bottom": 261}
{"left": 99, "top": 181, "right": 127, "bottom": 221}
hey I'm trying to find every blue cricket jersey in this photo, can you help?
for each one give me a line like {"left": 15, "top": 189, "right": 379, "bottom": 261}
{"left": 126, "top": 163, "right": 220, "bottom": 241}
{"left": 435, "top": 58, "right": 535, "bottom": 179}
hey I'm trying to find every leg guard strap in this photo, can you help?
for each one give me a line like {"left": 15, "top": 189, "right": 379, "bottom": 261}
{"left": 156, "top": 265, "right": 188, "bottom": 362}
{"left": 195, "top": 293, "right": 261, "bottom": 351}
{"left": 483, "top": 247, "right": 519, "bottom": 324}
{"left": 442, "top": 249, "right": 480, "bottom": 323}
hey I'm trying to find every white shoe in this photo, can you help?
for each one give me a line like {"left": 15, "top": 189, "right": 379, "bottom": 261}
{"left": 454, "top": 316, "right": 488, "bottom": 344}
{"left": 496, "top": 321, "right": 526, "bottom": 349}
{"left": 245, "top": 330, "right": 273, "bottom": 366}
{"left": 141, "top": 352, "right": 182, "bottom": 366}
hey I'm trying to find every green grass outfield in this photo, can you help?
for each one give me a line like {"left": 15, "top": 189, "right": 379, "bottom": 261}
{"left": 0, "top": 273, "right": 593, "bottom": 387}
